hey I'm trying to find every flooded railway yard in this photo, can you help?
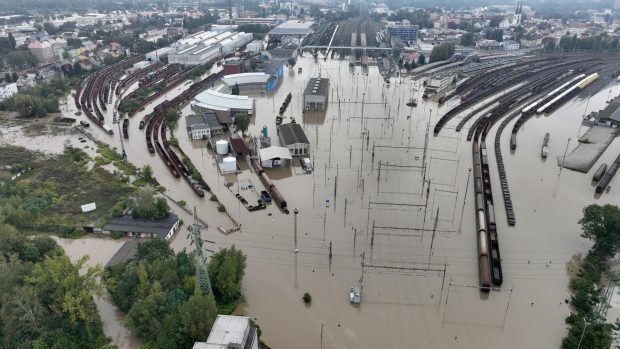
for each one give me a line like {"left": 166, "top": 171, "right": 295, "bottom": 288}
{"left": 11, "top": 52, "right": 620, "bottom": 348}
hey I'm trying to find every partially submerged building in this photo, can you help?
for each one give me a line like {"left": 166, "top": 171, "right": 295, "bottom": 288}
{"left": 302, "top": 77, "right": 329, "bottom": 111}
{"left": 259, "top": 146, "right": 292, "bottom": 168}
{"left": 278, "top": 123, "right": 310, "bottom": 156}
{"left": 102, "top": 214, "right": 180, "bottom": 241}
{"left": 589, "top": 96, "right": 620, "bottom": 128}
{"left": 186, "top": 112, "right": 225, "bottom": 140}
{"left": 192, "top": 315, "right": 258, "bottom": 349}
{"left": 192, "top": 89, "right": 255, "bottom": 117}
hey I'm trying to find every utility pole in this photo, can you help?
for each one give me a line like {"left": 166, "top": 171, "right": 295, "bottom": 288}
{"left": 559, "top": 137, "right": 572, "bottom": 175}
{"left": 458, "top": 167, "right": 473, "bottom": 233}
{"left": 293, "top": 208, "right": 299, "bottom": 253}
{"left": 188, "top": 206, "right": 213, "bottom": 295}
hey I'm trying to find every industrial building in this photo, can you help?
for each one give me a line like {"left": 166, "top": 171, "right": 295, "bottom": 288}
{"left": 102, "top": 214, "right": 180, "bottom": 241}
{"left": 259, "top": 146, "right": 292, "bottom": 168}
{"left": 192, "top": 315, "right": 258, "bottom": 349}
{"left": 386, "top": 20, "right": 419, "bottom": 42}
{"left": 192, "top": 89, "right": 254, "bottom": 117}
{"left": 167, "top": 30, "right": 253, "bottom": 65}
{"left": 427, "top": 74, "right": 454, "bottom": 92}
{"left": 278, "top": 123, "right": 310, "bottom": 156}
{"left": 589, "top": 95, "right": 620, "bottom": 127}
{"left": 221, "top": 63, "right": 284, "bottom": 92}
{"left": 268, "top": 20, "right": 313, "bottom": 45}
{"left": 303, "top": 77, "right": 329, "bottom": 111}
{"left": 223, "top": 57, "right": 245, "bottom": 75}
{"left": 186, "top": 112, "right": 225, "bottom": 140}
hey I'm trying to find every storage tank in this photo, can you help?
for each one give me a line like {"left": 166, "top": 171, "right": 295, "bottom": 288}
{"left": 216, "top": 140, "right": 229, "bottom": 155}
{"left": 222, "top": 156, "right": 236, "bottom": 172}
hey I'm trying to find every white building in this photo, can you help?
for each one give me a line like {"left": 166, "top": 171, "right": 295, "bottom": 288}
{"left": 500, "top": 40, "right": 520, "bottom": 50}
{"left": 168, "top": 30, "right": 253, "bottom": 65}
{"left": 0, "top": 83, "right": 18, "bottom": 101}
{"left": 259, "top": 146, "right": 292, "bottom": 168}
{"left": 427, "top": 74, "right": 453, "bottom": 92}
{"left": 193, "top": 315, "right": 258, "bottom": 349}
{"left": 192, "top": 89, "right": 254, "bottom": 116}
{"left": 302, "top": 77, "right": 329, "bottom": 111}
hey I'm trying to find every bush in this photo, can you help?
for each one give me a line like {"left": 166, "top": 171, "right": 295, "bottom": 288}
{"left": 210, "top": 194, "right": 218, "bottom": 202}
{"left": 217, "top": 204, "right": 226, "bottom": 212}
{"left": 303, "top": 292, "right": 312, "bottom": 304}
{"left": 111, "top": 231, "right": 124, "bottom": 239}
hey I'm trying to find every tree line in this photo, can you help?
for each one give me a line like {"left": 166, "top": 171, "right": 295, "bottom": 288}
{"left": 105, "top": 240, "right": 248, "bottom": 348}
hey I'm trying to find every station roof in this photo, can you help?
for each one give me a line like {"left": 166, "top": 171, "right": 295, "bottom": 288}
{"left": 278, "top": 123, "right": 310, "bottom": 145}
{"left": 221, "top": 72, "right": 270, "bottom": 86}
{"left": 194, "top": 89, "right": 254, "bottom": 111}
{"left": 599, "top": 96, "right": 620, "bottom": 123}
{"left": 259, "top": 146, "right": 292, "bottom": 160}
{"left": 103, "top": 214, "right": 179, "bottom": 240}
{"left": 269, "top": 20, "right": 313, "bottom": 36}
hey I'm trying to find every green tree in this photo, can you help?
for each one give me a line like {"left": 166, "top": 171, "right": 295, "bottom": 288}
{"left": 4, "top": 72, "right": 11, "bottom": 82}
{"left": 233, "top": 113, "right": 250, "bottom": 135}
{"left": 417, "top": 54, "right": 426, "bottom": 66}
{"left": 208, "top": 246, "right": 246, "bottom": 305}
{"left": 136, "top": 240, "right": 174, "bottom": 263}
{"left": 28, "top": 255, "right": 103, "bottom": 323}
{"left": 131, "top": 188, "right": 170, "bottom": 220}
{"left": 141, "top": 164, "right": 154, "bottom": 182}
{"left": 125, "top": 284, "right": 167, "bottom": 339}
{"left": 11, "top": 71, "right": 18, "bottom": 82}
{"left": 579, "top": 204, "right": 620, "bottom": 258}
{"left": 461, "top": 32, "right": 475, "bottom": 46}
{"left": 231, "top": 83, "right": 240, "bottom": 95}
{"left": 166, "top": 109, "right": 180, "bottom": 128}
{"left": 429, "top": 43, "right": 455, "bottom": 63}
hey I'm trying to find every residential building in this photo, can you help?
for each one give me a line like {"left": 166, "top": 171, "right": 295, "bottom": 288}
{"left": 186, "top": 112, "right": 225, "bottom": 140}
{"left": 102, "top": 214, "right": 180, "bottom": 241}
{"left": 500, "top": 40, "right": 520, "bottom": 50}
{"left": 386, "top": 20, "right": 419, "bottom": 42}
{"left": 278, "top": 123, "right": 310, "bottom": 156}
{"left": 192, "top": 315, "right": 258, "bottom": 349}
{"left": 28, "top": 40, "right": 56, "bottom": 64}
{"left": 302, "top": 77, "right": 329, "bottom": 111}
{"left": 0, "top": 83, "right": 18, "bottom": 101}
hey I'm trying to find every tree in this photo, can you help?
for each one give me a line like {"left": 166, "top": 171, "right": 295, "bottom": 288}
{"left": 417, "top": 54, "right": 426, "bottom": 66}
{"left": 125, "top": 285, "right": 167, "bottom": 339}
{"left": 4, "top": 72, "right": 11, "bottom": 82}
{"left": 208, "top": 246, "right": 247, "bottom": 304}
{"left": 73, "top": 61, "right": 82, "bottom": 75}
{"left": 231, "top": 83, "right": 240, "bottom": 96}
{"left": 136, "top": 240, "right": 174, "bottom": 263}
{"left": 11, "top": 71, "right": 18, "bottom": 82}
{"left": 141, "top": 164, "right": 154, "bottom": 182}
{"left": 429, "top": 43, "right": 455, "bottom": 63}
{"left": 8, "top": 32, "right": 16, "bottom": 49}
{"left": 131, "top": 188, "right": 170, "bottom": 220}
{"left": 166, "top": 109, "right": 180, "bottom": 128}
{"left": 579, "top": 204, "right": 620, "bottom": 258}
{"left": 461, "top": 32, "right": 475, "bottom": 46}
{"left": 27, "top": 255, "right": 103, "bottom": 323}
{"left": 303, "top": 292, "right": 312, "bottom": 304}
{"left": 13, "top": 95, "right": 46, "bottom": 118}
{"left": 234, "top": 113, "right": 250, "bottom": 135}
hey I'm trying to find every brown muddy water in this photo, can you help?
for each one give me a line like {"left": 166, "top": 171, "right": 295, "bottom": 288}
{"left": 22, "top": 55, "right": 620, "bottom": 348}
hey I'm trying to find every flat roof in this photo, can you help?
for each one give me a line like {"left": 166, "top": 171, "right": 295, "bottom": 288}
{"left": 222, "top": 72, "right": 270, "bottom": 86}
{"left": 269, "top": 20, "right": 314, "bottom": 35}
{"left": 278, "top": 123, "right": 310, "bottom": 145}
{"left": 599, "top": 96, "right": 620, "bottom": 123}
{"left": 204, "top": 315, "right": 250, "bottom": 348}
{"left": 194, "top": 89, "right": 254, "bottom": 111}
{"left": 260, "top": 146, "right": 293, "bottom": 160}
{"left": 303, "top": 77, "right": 329, "bottom": 97}
{"left": 103, "top": 214, "right": 179, "bottom": 240}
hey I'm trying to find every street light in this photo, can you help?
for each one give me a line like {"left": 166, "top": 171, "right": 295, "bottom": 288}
{"left": 577, "top": 316, "right": 589, "bottom": 349}
{"left": 293, "top": 208, "right": 299, "bottom": 253}
{"left": 559, "top": 137, "right": 572, "bottom": 175}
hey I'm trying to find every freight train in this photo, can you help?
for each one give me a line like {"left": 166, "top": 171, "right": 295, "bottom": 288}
{"left": 251, "top": 158, "right": 289, "bottom": 213}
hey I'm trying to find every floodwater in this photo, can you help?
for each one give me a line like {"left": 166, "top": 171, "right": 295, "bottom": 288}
{"left": 51, "top": 236, "right": 143, "bottom": 349}
{"left": 47, "top": 55, "right": 620, "bottom": 348}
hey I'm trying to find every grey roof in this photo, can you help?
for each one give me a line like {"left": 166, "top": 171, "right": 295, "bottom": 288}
{"left": 599, "top": 96, "right": 620, "bottom": 123}
{"left": 106, "top": 239, "right": 139, "bottom": 268}
{"left": 204, "top": 112, "right": 224, "bottom": 129}
{"left": 103, "top": 214, "right": 179, "bottom": 239}
{"left": 303, "top": 77, "right": 329, "bottom": 98}
{"left": 278, "top": 123, "right": 310, "bottom": 145}
{"left": 186, "top": 113, "right": 224, "bottom": 131}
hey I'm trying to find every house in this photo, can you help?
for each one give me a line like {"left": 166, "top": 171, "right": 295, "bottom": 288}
{"left": 277, "top": 123, "right": 310, "bottom": 156}
{"left": 259, "top": 146, "right": 292, "bottom": 168}
{"left": 192, "top": 315, "right": 258, "bottom": 349}
{"left": 0, "top": 82, "right": 18, "bottom": 101}
{"left": 102, "top": 214, "right": 180, "bottom": 241}
{"left": 186, "top": 112, "right": 225, "bottom": 140}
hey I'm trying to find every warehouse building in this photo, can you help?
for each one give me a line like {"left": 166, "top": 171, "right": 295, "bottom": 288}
{"left": 303, "top": 77, "right": 329, "bottom": 111}
{"left": 278, "top": 123, "right": 310, "bottom": 156}
{"left": 221, "top": 63, "right": 284, "bottom": 92}
{"left": 192, "top": 89, "right": 255, "bottom": 117}
{"left": 168, "top": 30, "right": 253, "bottom": 65}
{"left": 186, "top": 112, "right": 225, "bottom": 140}
{"left": 102, "top": 214, "right": 180, "bottom": 241}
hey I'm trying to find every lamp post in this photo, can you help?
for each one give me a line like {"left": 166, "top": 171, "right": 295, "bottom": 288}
{"left": 293, "top": 208, "right": 299, "bottom": 253}
{"left": 577, "top": 317, "right": 588, "bottom": 349}
{"left": 458, "top": 167, "right": 473, "bottom": 233}
{"left": 559, "top": 137, "right": 572, "bottom": 175}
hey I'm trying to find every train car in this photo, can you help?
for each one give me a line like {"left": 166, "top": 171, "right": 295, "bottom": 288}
{"left": 596, "top": 154, "right": 620, "bottom": 194}
{"left": 578, "top": 73, "right": 599, "bottom": 89}
{"left": 593, "top": 163, "right": 607, "bottom": 182}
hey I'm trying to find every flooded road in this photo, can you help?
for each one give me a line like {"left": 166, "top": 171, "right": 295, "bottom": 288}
{"left": 50, "top": 56, "right": 620, "bottom": 348}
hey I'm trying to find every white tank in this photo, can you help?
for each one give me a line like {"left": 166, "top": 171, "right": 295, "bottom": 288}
{"left": 222, "top": 156, "right": 236, "bottom": 172}
{"left": 216, "top": 140, "right": 229, "bottom": 155}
